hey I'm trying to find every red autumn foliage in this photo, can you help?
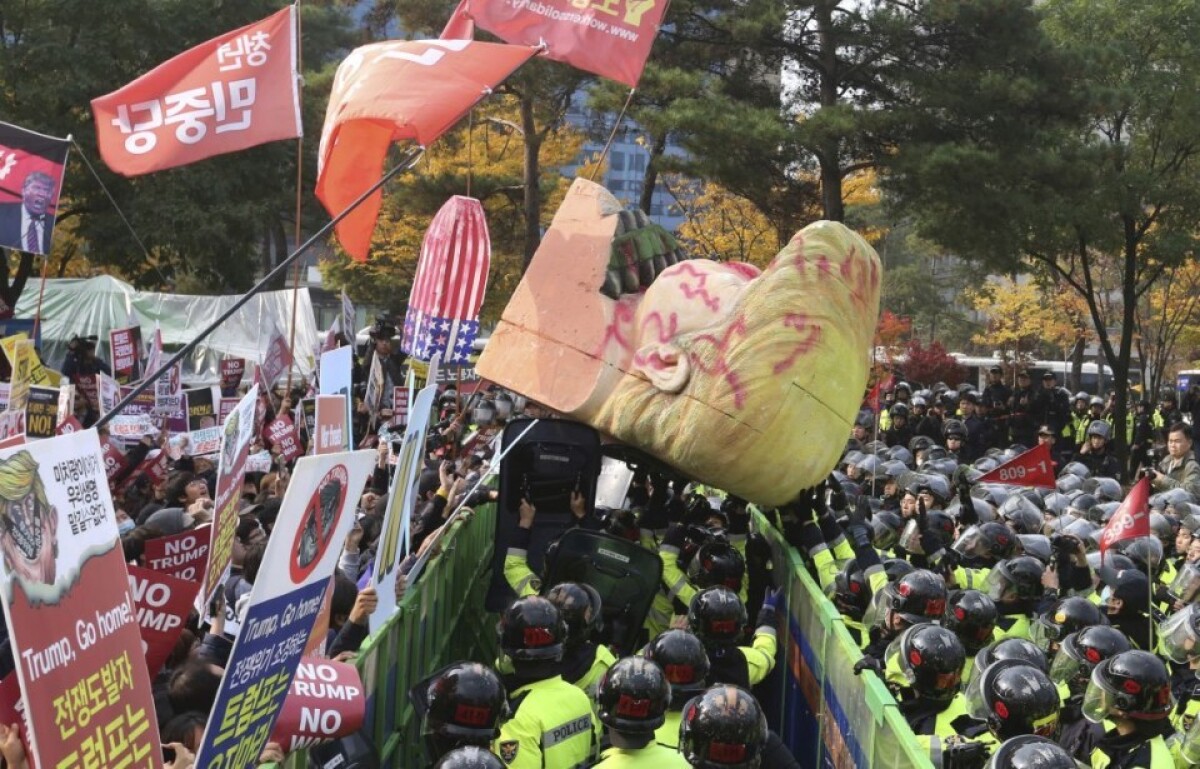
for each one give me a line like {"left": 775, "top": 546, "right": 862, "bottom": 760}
{"left": 898, "top": 339, "right": 965, "bottom": 388}
{"left": 875, "top": 310, "right": 912, "bottom": 349}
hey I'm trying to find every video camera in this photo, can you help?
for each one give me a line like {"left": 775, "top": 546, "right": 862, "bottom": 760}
{"left": 367, "top": 314, "right": 398, "bottom": 340}
{"left": 1139, "top": 447, "right": 1162, "bottom": 479}
{"left": 67, "top": 334, "right": 98, "bottom": 351}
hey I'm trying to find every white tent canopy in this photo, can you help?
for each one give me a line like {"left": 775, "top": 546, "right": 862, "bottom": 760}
{"left": 14, "top": 275, "right": 318, "bottom": 385}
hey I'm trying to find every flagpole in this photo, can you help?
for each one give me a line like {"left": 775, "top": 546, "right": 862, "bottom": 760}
{"left": 96, "top": 149, "right": 425, "bottom": 429}
{"left": 588, "top": 89, "right": 636, "bottom": 182}
{"left": 31, "top": 254, "right": 51, "bottom": 346}
{"left": 284, "top": 0, "right": 304, "bottom": 398}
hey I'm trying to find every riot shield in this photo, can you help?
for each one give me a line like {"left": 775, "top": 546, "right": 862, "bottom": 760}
{"left": 541, "top": 529, "right": 663, "bottom": 655}
{"left": 485, "top": 418, "right": 602, "bottom": 612}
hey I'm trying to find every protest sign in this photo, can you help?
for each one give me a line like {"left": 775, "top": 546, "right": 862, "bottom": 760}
{"left": 56, "top": 384, "right": 73, "bottom": 429}
{"left": 219, "top": 396, "right": 239, "bottom": 424}
{"left": 261, "top": 329, "right": 294, "bottom": 386}
{"left": 154, "top": 361, "right": 185, "bottom": 419}
{"left": 97, "top": 372, "right": 121, "bottom": 415}
{"left": 975, "top": 442, "right": 1057, "bottom": 489}
{"left": 186, "top": 386, "right": 218, "bottom": 430}
{"left": 0, "top": 430, "right": 161, "bottom": 766}
{"left": 7, "top": 338, "right": 34, "bottom": 412}
{"left": 364, "top": 354, "right": 384, "bottom": 421}
{"left": 23, "top": 386, "right": 58, "bottom": 439}
{"left": 201, "top": 386, "right": 259, "bottom": 609}
{"left": 266, "top": 416, "right": 302, "bottom": 463}
{"left": 109, "top": 326, "right": 143, "bottom": 384}
{"left": 391, "top": 386, "right": 409, "bottom": 427}
{"left": 245, "top": 451, "right": 274, "bottom": 474}
{"left": 99, "top": 436, "right": 128, "bottom": 481}
{"left": 220, "top": 356, "right": 246, "bottom": 391}
{"left": 144, "top": 525, "right": 211, "bottom": 582}
{"left": 195, "top": 450, "right": 374, "bottom": 768}
{"left": 341, "top": 290, "right": 355, "bottom": 349}
{"left": 128, "top": 565, "right": 200, "bottom": 678}
{"left": 0, "top": 411, "right": 24, "bottom": 448}
{"left": 296, "top": 399, "right": 317, "bottom": 444}
{"left": 108, "top": 414, "right": 161, "bottom": 442}
{"left": 314, "top": 394, "right": 349, "bottom": 455}
{"left": 371, "top": 384, "right": 437, "bottom": 633}
{"left": 0, "top": 672, "right": 33, "bottom": 767}
{"left": 56, "top": 416, "right": 83, "bottom": 435}
{"left": 270, "top": 659, "right": 366, "bottom": 751}
{"left": 319, "top": 345, "right": 355, "bottom": 438}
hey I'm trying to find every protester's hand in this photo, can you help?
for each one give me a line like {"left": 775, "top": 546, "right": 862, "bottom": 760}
{"left": 188, "top": 498, "right": 214, "bottom": 524}
{"left": 0, "top": 722, "right": 27, "bottom": 769}
{"left": 257, "top": 742, "right": 286, "bottom": 764}
{"left": 349, "top": 587, "right": 378, "bottom": 625}
{"left": 162, "top": 742, "right": 195, "bottom": 769}
{"left": 439, "top": 460, "right": 453, "bottom": 489}
{"left": 850, "top": 494, "right": 873, "bottom": 526}
{"left": 376, "top": 442, "right": 389, "bottom": 466}
{"left": 394, "top": 574, "right": 408, "bottom": 604}
{"left": 570, "top": 490, "right": 587, "bottom": 520}
{"left": 450, "top": 476, "right": 468, "bottom": 501}
{"left": 519, "top": 498, "right": 536, "bottom": 529}
{"left": 916, "top": 497, "right": 928, "bottom": 528}
{"left": 210, "top": 593, "right": 226, "bottom": 637}
{"left": 345, "top": 521, "right": 364, "bottom": 553}
{"left": 853, "top": 657, "right": 883, "bottom": 677}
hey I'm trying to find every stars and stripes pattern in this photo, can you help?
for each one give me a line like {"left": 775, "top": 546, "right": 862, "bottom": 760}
{"left": 402, "top": 195, "right": 490, "bottom": 363}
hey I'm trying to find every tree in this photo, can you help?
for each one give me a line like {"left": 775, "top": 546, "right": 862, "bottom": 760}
{"left": 885, "top": 0, "right": 1200, "bottom": 464}
{"left": 966, "top": 276, "right": 1091, "bottom": 367}
{"left": 1136, "top": 259, "right": 1200, "bottom": 398}
{"left": 673, "top": 183, "right": 781, "bottom": 266}
{"left": 898, "top": 339, "right": 965, "bottom": 388}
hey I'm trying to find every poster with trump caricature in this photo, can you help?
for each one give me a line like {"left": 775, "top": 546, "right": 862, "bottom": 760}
{"left": 0, "top": 429, "right": 160, "bottom": 767}
{"left": 0, "top": 121, "right": 69, "bottom": 264}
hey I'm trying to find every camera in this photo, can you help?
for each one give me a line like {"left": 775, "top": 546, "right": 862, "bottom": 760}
{"left": 67, "top": 334, "right": 98, "bottom": 352}
{"left": 368, "top": 314, "right": 398, "bottom": 340}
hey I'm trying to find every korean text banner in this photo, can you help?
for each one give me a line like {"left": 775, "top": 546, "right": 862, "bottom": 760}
{"left": 0, "top": 121, "right": 70, "bottom": 259}
{"left": 316, "top": 39, "right": 536, "bottom": 261}
{"left": 0, "top": 430, "right": 161, "bottom": 766}
{"left": 446, "top": 0, "right": 667, "bottom": 87}
{"left": 195, "top": 449, "right": 375, "bottom": 768}
{"left": 91, "top": 5, "right": 302, "bottom": 177}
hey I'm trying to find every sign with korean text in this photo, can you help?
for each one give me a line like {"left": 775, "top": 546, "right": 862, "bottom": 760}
{"left": 0, "top": 430, "right": 161, "bottom": 766}
{"left": 128, "top": 565, "right": 200, "bottom": 678}
{"left": 390, "top": 386, "right": 409, "bottom": 427}
{"left": 364, "top": 354, "right": 385, "bottom": 421}
{"left": 91, "top": 6, "right": 302, "bottom": 176}
{"left": 340, "top": 290, "right": 355, "bottom": 350}
{"left": 109, "top": 326, "right": 143, "bottom": 384}
{"left": 314, "top": 394, "right": 349, "bottom": 455}
{"left": 56, "top": 416, "right": 83, "bottom": 436}
{"left": 96, "top": 371, "right": 121, "bottom": 416}
{"left": 144, "top": 525, "right": 212, "bottom": 582}
{"left": 153, "top": 361, "right": 185, "bottom": 420}
{"left": 23, "top": 386, "right": 58, "bottom": 439}
{"left": 200, "top": 386, "right": 259, "bottom": 609}
{"left": 261, "top": 329, "right": 294, "bottom": 386}
{"left": 186, "top": 385, "right": 221, "bottom": 455}
{"left": 195, "top": 450, "right": 374, "bottom": 768}
{"left": 7, "top": 338, "right": 34, "bottom": 413}
{"left": 269, "top": 659, "right": 366, "bottom": 751}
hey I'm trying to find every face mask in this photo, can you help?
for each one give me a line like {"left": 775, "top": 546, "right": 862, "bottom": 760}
{"left": 118, "top": 519, "right": 136, "bottom": 536}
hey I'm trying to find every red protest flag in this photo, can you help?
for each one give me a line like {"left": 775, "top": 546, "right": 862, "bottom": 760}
{"left": 1099, "top": 476, "right": 1151, "bottom": 558}
{"left": 0, "top": 121, "right": 70, "bottom": 259}
{"left": 315, "top": 40, "right": 537, "bottom": 262}
{"left": 975, "top": 443, "right": 1057, "bottom": 489}
{"left": 447, "top": 0, "right": 666, "bottom": 87}
{"left": 867, "top": 373, "right": 894, "bottom": 413}
{"left": 91, "top": 6, "right": 301, "bottom": 176}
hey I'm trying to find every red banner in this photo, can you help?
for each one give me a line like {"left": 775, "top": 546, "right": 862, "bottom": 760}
{"left": 975, "top": 443, "right": 1057, "bottom": 489}
{"left": 143, "top": 525, "right": 212, "bottom": 582}
{"left": 314, "top": 395, "right": 349, "bottom": 455}
{"left": 266, "top": 416, "right": 302, "bottom": 462}
{"left": 269, "top": 659, "right": 365, "bottom": 752}
{"left": 1099, "top": 476, "right": 1151, "bottom": 558}
{"left": 0, "top": 120, "right": 70, "bottom": 261}
{"left": 55, "top": 416, "right": 83, "bottom": 436}
{"left": 99, "top": 437, "right": 128, "bottom": 482}
{"left": 119, "top": 447, "right": 170, "bottom": 493}
{"left": 260, "top": 331, "right": 293, "bottom": 386}
{"left": 316, "top": 40, "right": 536, "bottom": 261}
{"left": 109, "top": 326, "right": 143, "bottom": 384}
{"left": 444, "top": 0, "right": 666, "bottom": 87}
{"left": 128, "top": 566, "right": 201, "bottom": 678}
{"left": 91, "top": 6, "right": 301, "bottom": 176}
{"left": 220, "top": 356, "right": 246, "bottom": 390}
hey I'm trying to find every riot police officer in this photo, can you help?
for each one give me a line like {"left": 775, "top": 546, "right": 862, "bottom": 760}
{"left": 591, "top": 657, "right": 688, "bottom": 767}
{"left": 678, "top": 686, "right": 769, "bottom": 769}
{"left": 545, "top": 582, "right": 616, "bottom": 698}
{"left": 435, "top": 747, "right": 506, "bottom": 769}
{"left": 982, "top": 736, "right": 1081, "bottom": 769}
{"left": 419, "top": 662, "right": 508, "bottom": 764}
{"left": 1082, "top": 650, "right": 1175, "bottom": 769}
{"left": 1048, "top": 626, "right": 1132, "bottom": 761}
{"left": 687, "top": 587, "right": 778, "bottom": 690}
{"left": 644, "top": 630, "right": 709, "bottom": 750}
{"left": 494, "top": 597, "right": 599, "bottom": 768}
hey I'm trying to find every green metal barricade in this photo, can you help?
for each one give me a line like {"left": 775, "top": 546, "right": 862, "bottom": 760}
{"left": 756, "top": 510, "right": 933, "bottom": 769}
{"left": 274, "top": 504, "right": 498, "bottom": 768}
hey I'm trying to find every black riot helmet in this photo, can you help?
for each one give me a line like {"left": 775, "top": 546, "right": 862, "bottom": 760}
{"left": 421, "top": 663, "right": 507, "bottom": 759}
{"left": 433, "top": 747, "right": 506, "bottom": 769}
{"left": 687, "top": 541, "right": 747, "bottom": 593}
{"left": 889, "top": 570, "right": 948, "bottom": 625}
{"left": 498, "top": 596, "right": 566, "bottom": 662}
{"left": 544, "top": 582, "right": 604, "bottom": 649}
{"left": 886, "top": 623, "right": 967, "bottom": 704}
{"left": 679, "top": 685, "right": 768, "bottom": 768}
{"left": 983, "top": 735, "right": 1080, "bottom": 769}
{"left": 1029, "top": 596, "right": 1107, "bottom": 654}
{"left": 1082, "top": 650, "right": 1174, "bottom": 723}
{"left": 830, "top": 560, "right": 871, "bottom": 620}
{"left": 943, "top": 590, "right": 999, "bottom": 653}
{"left": 986, "top": 557, "right": 1045, "bottom": 604}
{"left": 688, "top": 587, "right": 748, "bottom": 647}
{"left": 1049, "top": 626, "right": 1132, "bottom": 697}
{"left": 883, "top": 558, "right": 916, "bottom": 582}
{"left": 597, "top": 656, "right": 671, "bottom": 734}
{"left": 966, "top": 660, "right": 1061, "bottom": 740}
{"left": 645, "top": 630, "right": 711, "bottom": 702}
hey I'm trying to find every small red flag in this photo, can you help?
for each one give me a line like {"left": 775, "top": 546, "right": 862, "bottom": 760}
{"left": 315, "top": 40, "right": 536, "bottom": 262}
{"left": 1099, "top": 476, "right": 1151, "bottom": 558}
{"left": 92, "top": 6, "right": 301, "bottom": 176}
{"left": 976, "top": 443, "right": 1057, "bottom": 489}
{"left": 867, "top": 373, "right": 894, "bottom": 413}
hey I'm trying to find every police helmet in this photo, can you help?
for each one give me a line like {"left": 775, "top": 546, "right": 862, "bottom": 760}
{"left": 498, "top": 596, "right": 566, "bottom": 662}
{"left": 597, "top": 657, "right": 671, "bottom": 734}
{"left": 886, "top": 623, "right": 966, "bottom": 704}
{"left": 687, "top": 541, "right": 747, "bottom": 593}
{"left": 688, "top": 588, "right": 748, "bottom": 646}
{"left": 1049, "top": 626, "right": 1132, "bottom": 697}
{"left": 544, "top": 582, "right": 604, "bottom": 648}
{"left": 943, "top": 590, "right": 998, "bottom": 653}
{"left": 679, "top": 685, "right": 768, "bottom": 768}
{"left": 422, "top": 663, "right": 507, "bottom": 754}
{"left": 982, "top": 735, "right": 1080, "bottom": 769}
{"left": 1082, "top": 650, "right": 1173, "bottom": 723}
{"left": 645, "top": 630, "right": 710, "bottom": 700}
{"left": 966, "top": 660, "right": 1060, "bottom": 740}
{"left": 1029, "top": 597, "right": 1106, "bottom": 653}
{"left": 433, "top": 747, "right": 506, "bottom": 769}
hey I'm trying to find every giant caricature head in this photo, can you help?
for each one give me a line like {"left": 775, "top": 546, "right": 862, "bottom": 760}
{"left": 0, "top": 450, "right": 57, "bottom": 587}
{"left": 477, "top": 179, "right": 881, "bottom": 507}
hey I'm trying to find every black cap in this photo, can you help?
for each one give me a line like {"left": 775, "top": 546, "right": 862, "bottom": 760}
{"left": 1042, "top": 371, "right": 1056, "bottom": 380}
{"left": 961, "top": 392, "right": 979, "bottom": 404}
{"left": 990, "top": 365, "right": 1003, "bottom": 373}
{"left": 1017, "top": 370, "right": 1031, "bottom": 378}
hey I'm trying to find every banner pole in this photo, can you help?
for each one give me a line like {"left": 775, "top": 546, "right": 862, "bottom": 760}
{"left": 31, "top": 254, "right": 50, "bottom": 345}
{"left": 96, "top": 149, "right": 424, "bottom": 429}
{"left": 284, "top": 0, "right": 304, "bottom": 398}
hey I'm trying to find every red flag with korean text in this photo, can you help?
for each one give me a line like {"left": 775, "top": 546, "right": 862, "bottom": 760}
{"left": 316, "top": 40, "right": 536, "bottom": 262}
{"left": 975, "top": 443, "right": 1057, "bottom": 489}
{"left": 91, "top": 6, "right": 301, "bottom": 176}
{"left": 1099, "top": 476, "right": 1151, "bottom": 559}
{"left": 442, "top": 0, "right": 667, "bottom": 86}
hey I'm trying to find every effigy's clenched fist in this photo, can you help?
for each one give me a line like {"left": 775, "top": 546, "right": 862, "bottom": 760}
{"left": 477, "top": 178, "right": 881, "bottom": 507}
